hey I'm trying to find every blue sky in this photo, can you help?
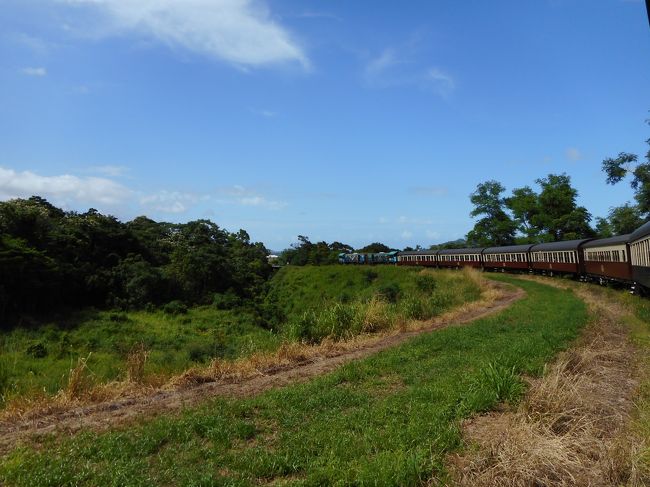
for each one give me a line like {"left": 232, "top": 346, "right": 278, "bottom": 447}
{"left": 1, "top": 0, "right": 649, "bottom": 250}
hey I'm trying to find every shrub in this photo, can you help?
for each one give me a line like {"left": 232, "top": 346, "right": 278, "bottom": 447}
{"left": 364, "top": 270, "right": 379, "bottom": 284}
{"left": 377, "top": 283, "right": 400, "bottom": 303}
{"left": 26, "top": 342, "right": 47, "bottom": 358}
{"left": 213, "top": 290, "right": 241, "bottom": 310}
{"left": 415, "top": 273, "right": 437, "bottom": 293}
{"left": 399, "top": 297, "right": 426, "bottom": 320}
{"left": 315, "top": 303, "right": 360, "bottom": 340}
{"left": 163, "top": 300, "right": 188, "bottom": 315}
{"left": 108, "top": 312, "right": 129, "bottom": 323}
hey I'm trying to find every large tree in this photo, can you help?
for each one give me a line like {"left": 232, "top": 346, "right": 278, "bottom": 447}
{"left": 602, "top": 120, "right": 650, "bottom": 216}
{"left": 466, "top": 181, "right": 516, "bottom": 246}
{"left": 535, "top": 173, "right": 593, "bottom": 241}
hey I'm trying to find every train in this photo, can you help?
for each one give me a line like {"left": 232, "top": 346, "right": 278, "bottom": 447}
{"left": 338, "top": 220, "right": 650, "bottom": 293}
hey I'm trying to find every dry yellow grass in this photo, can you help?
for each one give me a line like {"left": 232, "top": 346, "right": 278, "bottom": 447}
{"left": 452, "top": 278, "right": 648, "bottom": 487}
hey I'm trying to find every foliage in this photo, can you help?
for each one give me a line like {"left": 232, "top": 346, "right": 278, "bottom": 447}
{"left": 0, "top": 197, "right": 272, "bottom": 324}
{"left": 469, "top": 174, "right": 594, "bottom": 244}
{"left": 279, "top": 235, "right": 352, "bottom": 266}
{"left": 357, "top": 242, "right": 392, "bottom": 253}
{"left": 466, "top": 181, "right": 517, "bottom": 246}
{"left": 602, "top": 121, "right": 650, "bottom": 214}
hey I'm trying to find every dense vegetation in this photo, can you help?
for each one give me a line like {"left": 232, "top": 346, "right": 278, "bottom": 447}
{"left": 0, "top": 265, "right": 480, "bottom": 405}
{"left": 0, "top": 197, "right": 271, "bottom": 325}
{"left": 0, "top": 277, "right": 590, "bottom": 486}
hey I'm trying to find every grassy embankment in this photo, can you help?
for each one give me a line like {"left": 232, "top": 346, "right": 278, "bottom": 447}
{"left": 0, "top": 265, "right": 481, "bottom": 407}
{"left": 0, "top": 277, "right": 590, "bottom": 486}
{"left": 586, "top": 285, "right": 650, "bottom": 477}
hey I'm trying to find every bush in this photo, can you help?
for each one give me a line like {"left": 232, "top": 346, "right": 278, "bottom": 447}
{"left": 415, "top": 273, "right": 437, "bottom": 293}
{"left": 108, "top": 312, "right": 129, "bottom": 323}
{"left": 364, "top": 270, "right": 379, "bottom": 284}
{"left": 315, "top": 303, "right": 359, "bottom": 340}
{"left": 213, "top": 290, "right": 241, "bottom": 310}
{"left": 26, "top": 342, "right": 47, "bottom": 358}
{"left": 377, "top": 283, "right": 401, "bottom": 303}
{"left": 399, "top": 297, "right": 426, "bottom": 320}
{"left": 163, "top": 300, "right": 188, "bottom": 315}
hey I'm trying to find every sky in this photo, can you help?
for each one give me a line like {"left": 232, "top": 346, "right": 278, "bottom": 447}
{"left": 0, "top": 0, "right": 649, "bottom": 251}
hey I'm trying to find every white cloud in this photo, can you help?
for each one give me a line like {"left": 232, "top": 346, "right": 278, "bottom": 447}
{"left": 140, "top": 190, "right": 206, "bottom": 214}
{"left": 425, "top": 230, "right": 440, "bottom": 239}
{"left": 401, "top": 230, "right": 413, "bottom": 239}
{"left": 0, "top": 166, "right": 131, "bottom": 206}
{"left": 61, "top": 0, "right": 309, "bottom": 68}
{"left": 566, "top": 147, "right": 582, "bottom": 162}
{"left": 21, "top": 67, "right": 47, "bottom": 77}
{"left": 215, "top": 185, "right": 286, "bottom": 210}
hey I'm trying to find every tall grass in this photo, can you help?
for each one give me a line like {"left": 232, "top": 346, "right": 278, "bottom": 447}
{"left": 0, "top": 266, "right": 482, "bottom": 409}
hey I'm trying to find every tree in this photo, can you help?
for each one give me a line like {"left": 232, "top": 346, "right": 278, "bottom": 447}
{"left": 466, "top": 181, "right": 516, "bottom": 246}
{"left": 505, "top": 186, "right": 541, "bottom": 242}
{"left": 357, "top": 242, "right": 391, "bottom": 253}
{"left": 535, "top": 174, "right": 593, "bottom": 241}
{"left": 602, "top": 119, "right": 650, "bottom": 217}
{"left": 607, "top": 203, "right": 644, "bottom": 235}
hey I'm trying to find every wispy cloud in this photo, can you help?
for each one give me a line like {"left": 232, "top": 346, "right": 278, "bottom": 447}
{"left": 363, "top": 47, "right": 455, "bottom": 98}
{"left": 87, "top": 165, "right": 130, "bottom": 177}
{"left": 565, "top": 147, "right": 583, "bottom": 162}
{"left": 426, "top": 68, "right": 455, "bottom": 98}
{"left": 215, "top": 185, "right": 287, "bottom": 210}
{"left": 250, "top": 108, "right": 277, "bottom": 118}
{"left": 365, "top": 48, "right": 399, "bottom": 77}
{"left": 0, "top": 166, "right": 131, "bottom": 206}
{"left": 21, "top": 67, "right": 47, "bottom": 77}
{"left": 60, "top": 0, "right": 309, "bottom": 69}
{"left": 140, "top": 190, "right": 207, "bottom": 214}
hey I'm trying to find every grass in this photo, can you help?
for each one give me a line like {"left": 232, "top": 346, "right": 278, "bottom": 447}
{"left": 0, "top": 306, "right": 281, "bottom": 404}
{"left": 0, "top": 277, "right": 590, "bottom": 486}
{"left": 0, "top": 266, "right": 481, "bottom": 408}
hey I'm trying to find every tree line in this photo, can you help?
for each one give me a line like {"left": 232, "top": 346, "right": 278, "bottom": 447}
{"left": 0, "top": 197, "right": 272, "bottom": 324}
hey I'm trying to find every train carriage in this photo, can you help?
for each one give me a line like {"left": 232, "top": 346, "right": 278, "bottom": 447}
{"left": 582, "top": 234, "right": 632, "bottom": 283}
{"left": 482, "top": 244, "right": 534, "bottom": 272}
{"left": 529, "top": 239, "right": 592, "bottom": 276}
{"left": 396, "top": 250, "right": 438, "bottom": 267}
{"left": 437, "top": 248, "right": 484, "bottom": 269}
{"left": 629, "top": 222, "right": 650, "bottom": 290}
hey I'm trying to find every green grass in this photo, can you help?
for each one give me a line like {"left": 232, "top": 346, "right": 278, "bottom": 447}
{"left": 0, "top": 306, "right": 281, "bottom": 401}
{"left": 0, "top": 277, "right": 590, "bottom": 486}
{"left": 0, "top": 266, "right": 481, "bottom": 406}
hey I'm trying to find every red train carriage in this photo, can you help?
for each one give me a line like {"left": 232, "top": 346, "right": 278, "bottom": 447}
{"left": 437, "top": 248, "right": 483, "bottom": 269}
{"left": 396, "top": 250, "right": 438, "bottom": 267}
{"left": 630, "top": 222, "right": 650, "bottom": 291}
{"left": 482, "top": 244, "right": 534, "bottom": 272}
{"left": 582, "top": 234, "right": 632, "bottom": 283}
{"left": 529, "top": 239, "right": 593, "bottom": 275}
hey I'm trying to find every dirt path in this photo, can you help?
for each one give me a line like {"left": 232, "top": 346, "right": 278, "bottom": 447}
{"left": 0, "top": 282, "right": 524, "bottom": 455}
{"left": 451, "top": 276, "right": 647, "bottom": 486}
